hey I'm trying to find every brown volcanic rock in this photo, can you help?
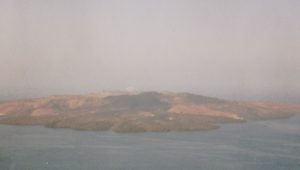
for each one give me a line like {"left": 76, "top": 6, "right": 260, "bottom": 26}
{"left": 0, "top": 91, "right": 299, "bottom": 133}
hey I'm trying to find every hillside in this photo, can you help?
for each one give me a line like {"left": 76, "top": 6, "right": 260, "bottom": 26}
{"left": 0, "top": 91, "right": 299, "bottom": 133}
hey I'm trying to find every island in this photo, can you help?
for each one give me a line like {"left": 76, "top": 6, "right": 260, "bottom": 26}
{"left": 0, "top": 91, "right": 299, "bottom": 133}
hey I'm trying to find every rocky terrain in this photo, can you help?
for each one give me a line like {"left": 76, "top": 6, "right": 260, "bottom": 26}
{"left": 0, "top": 91, "right": 299, "bottom": 133}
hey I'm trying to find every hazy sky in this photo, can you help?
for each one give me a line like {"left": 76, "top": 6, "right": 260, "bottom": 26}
{"left": 1, "top": 0, "right": 300, "bottom": 102}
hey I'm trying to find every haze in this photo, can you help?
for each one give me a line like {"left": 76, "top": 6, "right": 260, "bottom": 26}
{"left": 0, "top": 0, "right": 300, "bottom": 102}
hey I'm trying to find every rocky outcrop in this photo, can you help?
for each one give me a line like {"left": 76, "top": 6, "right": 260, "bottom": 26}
{"left": 0, "top": 91, "right": 299, "bottom": 132}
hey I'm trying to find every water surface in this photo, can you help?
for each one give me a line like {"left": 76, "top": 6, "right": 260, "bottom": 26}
{"left": 0, "top": 115, "right": 300, "bottom": 170}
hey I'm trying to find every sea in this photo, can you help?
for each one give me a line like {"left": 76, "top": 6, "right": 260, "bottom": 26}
{"left": 0, "top": 114, "right": 299, "bottom": 170}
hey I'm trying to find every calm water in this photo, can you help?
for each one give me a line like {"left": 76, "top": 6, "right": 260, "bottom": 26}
{"left": 0, "top": 115, "right": 300, "bottom": 170}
